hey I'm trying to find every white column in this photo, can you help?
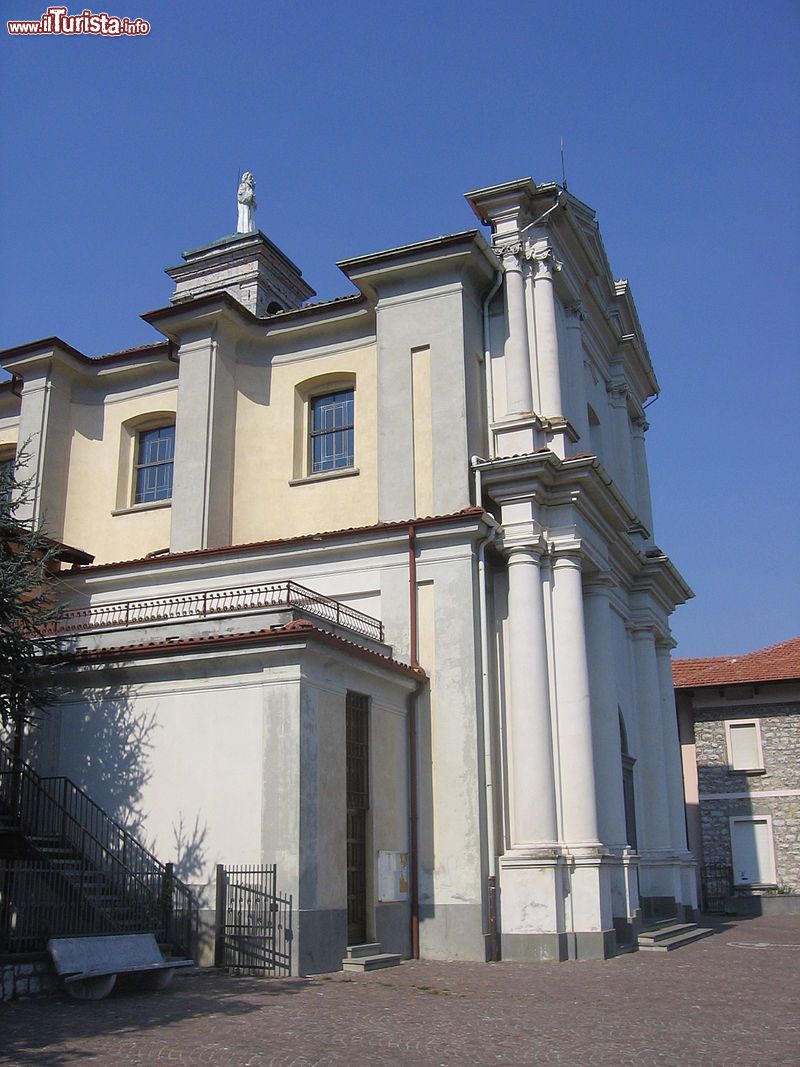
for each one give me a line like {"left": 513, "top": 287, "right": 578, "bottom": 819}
{"left": 530, "top": 245, "right": 563, "bottom": 419}
{"left": 551, "top": 551, "right": 600, "bottom": 846}
{"left": 505, "top": 543, "right": 558, "bottom": 847}
{"left": 630, "top": 625, "right": 672, "bottom": 853}
{"left": 656, "top": 640, "right": 689, "bottom": 853}
{"left": 583, "top": 577, "right": 628, "bottom": 849}
{"left": 500, "top": 247, "right": 533, "bottom": 417}
{"left": 606, "top": 382, "right": 635, "bottom": 505}
{"left": 631, "top": 416, "right": 654, "bottom": 537}
{"left": 563, "top": 304, "right": 591, "bottom": 448}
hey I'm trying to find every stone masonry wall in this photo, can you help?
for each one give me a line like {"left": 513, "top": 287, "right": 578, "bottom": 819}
{"left": 694, "top": 702, "right": 800, "bottom": 892}
{"left": 1, "top": 956, "right": 60, "bottom": 1001}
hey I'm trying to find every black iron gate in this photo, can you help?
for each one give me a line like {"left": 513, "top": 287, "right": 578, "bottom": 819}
{"left": 346, "top": 691, "right": 370, "bottom": 944}
{"left": 701, "top": 862, "right": 733, "bottom": 913}
{"left": 214, "top": 864, "right": 292, "bottom": 975}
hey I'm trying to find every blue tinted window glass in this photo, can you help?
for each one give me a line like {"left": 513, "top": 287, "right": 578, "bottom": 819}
{"left": 310, "top": 391, "right": 354, "bottom": 473}
{"left": 135, "top": 425, "right": 175, "bottom": 504}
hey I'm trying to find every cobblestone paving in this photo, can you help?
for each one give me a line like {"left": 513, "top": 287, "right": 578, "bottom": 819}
{"left": 2, "top": 915, "right": 799, "bottom": 1066}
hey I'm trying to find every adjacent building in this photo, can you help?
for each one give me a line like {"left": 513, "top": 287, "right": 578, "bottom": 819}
{"left": 675, "top": 637, "right": 800, "bottom": 905}
{"left": 0, "top": 176, "right": 697, "bottom": 971}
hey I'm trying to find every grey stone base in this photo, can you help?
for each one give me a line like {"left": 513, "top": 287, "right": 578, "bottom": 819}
{"left": 501, "top": 928, "right": 617, "bottom": 962}
{"left": 1, "top": 954, "right": 59, "bottom": 1001}
{"left": 613, "top": 909, "right": 642, "bottom": 948}
{"left": 375, "top": 902, "right": 410, "bottom": 959}
{"left": 641, "top": 895, "right": 678, "bottom": 923}
{"left": 418, "top": 900, "right": 487, "bottom": 961}
{"left": 726, "top": 894, "right": 800, "bottom": 917}
{"left": 294, "top": 907, "right": 347, "bottom": 975}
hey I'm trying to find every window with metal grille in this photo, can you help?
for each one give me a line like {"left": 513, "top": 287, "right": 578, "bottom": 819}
{"left": 309, "top": 390, "right": 354, "bottom": 473}
{"left": 134, "top": 425, "right": 175, "bottom": 504}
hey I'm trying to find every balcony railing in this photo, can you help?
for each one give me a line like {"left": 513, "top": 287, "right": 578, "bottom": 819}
{"left": 57, "top": 580, "right": 384, "bottom": 644}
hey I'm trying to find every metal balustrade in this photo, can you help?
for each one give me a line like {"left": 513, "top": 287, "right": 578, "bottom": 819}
{"left": 57, "top": 580, "right": 384, "bottom": 644}
{"left": 0, "top": 739, "right": 196, "bottom": 955}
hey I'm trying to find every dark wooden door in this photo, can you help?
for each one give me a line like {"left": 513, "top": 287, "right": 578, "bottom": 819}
{"left": 346, "top": 692, "right": 369, "bottom": 944}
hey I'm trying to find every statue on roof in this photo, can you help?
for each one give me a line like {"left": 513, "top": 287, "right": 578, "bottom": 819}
{"left": 236, "top": 172, "right": 257, "bottom": 233}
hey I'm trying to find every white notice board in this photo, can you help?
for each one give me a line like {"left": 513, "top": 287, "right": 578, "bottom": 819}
{"left": 377, "top": 850, "right": 409, "bottom": 902}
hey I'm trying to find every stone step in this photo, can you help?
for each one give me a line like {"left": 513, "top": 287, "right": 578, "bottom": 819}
{"left": 341, "top": 952, "right": 402, "bottom": 972}
{"left": 638, "top": 927, "right": 713, "bottom": 952}
{"left": 345, "top": 942, "right": 383, "bottom": 959}
{"left": 638, "top": 922, "right": 700, "bottom": 944}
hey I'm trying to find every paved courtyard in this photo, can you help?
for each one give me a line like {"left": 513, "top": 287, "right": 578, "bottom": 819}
{"left": 2, "top": 915, "right": 799, "bottom": 1066}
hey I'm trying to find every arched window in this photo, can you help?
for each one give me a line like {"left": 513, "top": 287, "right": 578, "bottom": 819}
{"left": 292, "top": 372, "right": 358, "bottom": 482}
{"left": 116, "top": 412, "right": 176, "bottom": 510}
{"left": 134, "top": 424, "right": 175, "bottom": 504}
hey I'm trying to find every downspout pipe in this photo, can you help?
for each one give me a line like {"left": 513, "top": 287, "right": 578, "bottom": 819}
{"left": 516, "top": 191, "right": 567, "bottom": 240}
{"left": 407, "top": 524, "right": 421, "bottom": 959}
{"left": 471, "top": 459, "right": 501, "bottom": 959}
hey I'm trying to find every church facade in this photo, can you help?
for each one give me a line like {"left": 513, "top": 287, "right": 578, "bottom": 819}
{"left": 0, "top": 176, "right": 696, "bottom": 971}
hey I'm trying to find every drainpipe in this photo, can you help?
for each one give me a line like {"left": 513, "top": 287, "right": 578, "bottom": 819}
{"left": 471, "top": 459, "right": 501, "bottom": 959}
{"left": 482, "top": 270, "right": 504, "bottom": 453}
{"left": 407, "top": 524, "right": 421, "bottom": 959}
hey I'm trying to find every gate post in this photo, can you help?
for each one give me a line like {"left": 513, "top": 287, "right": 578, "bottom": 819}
{"left": 214, "top": 864, "right": 227, "bottom": 968}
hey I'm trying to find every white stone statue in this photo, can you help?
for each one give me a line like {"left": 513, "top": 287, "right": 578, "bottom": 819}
{"left": 236, "top": 172, "right": 257, "bottom": 233}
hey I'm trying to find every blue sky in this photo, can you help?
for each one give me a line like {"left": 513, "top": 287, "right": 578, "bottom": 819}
{"left": 1, "top": 0, "right": 798, "bottom": 656}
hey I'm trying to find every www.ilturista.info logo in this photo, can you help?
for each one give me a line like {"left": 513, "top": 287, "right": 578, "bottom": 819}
{"left": 7, "top": 6, "right": 150, "bottom": 35}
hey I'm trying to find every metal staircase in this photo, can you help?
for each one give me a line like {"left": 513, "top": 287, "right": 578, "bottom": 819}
{"left": 0, "top": 739, "right": 196, "bottom": 956}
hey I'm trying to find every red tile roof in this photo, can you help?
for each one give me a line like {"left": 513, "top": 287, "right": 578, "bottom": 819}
{"left": 73, "top": 507, "right": 485, "bottom": 574}
{"left": 672, "top": 636, "right": 800, "bottom": 689}
{"left": 72, "top": 619, "right": 425, "bottom": 680}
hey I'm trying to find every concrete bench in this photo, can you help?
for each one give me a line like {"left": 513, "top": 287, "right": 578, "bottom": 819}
{"left": 48, "top": 933, "right": 193, "bottom": 999}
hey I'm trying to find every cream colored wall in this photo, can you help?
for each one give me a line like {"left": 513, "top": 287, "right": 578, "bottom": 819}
{"left": 0, "top": 415, "right": 19, "bottom": 452}
{"left": 62, "top": 388, "right": 177, "bottom": 562}
{"left": 233, "top": 344, "right": 378, "bottom": 544}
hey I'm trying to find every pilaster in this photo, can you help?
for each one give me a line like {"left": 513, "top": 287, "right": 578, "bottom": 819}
{"left": 170, "top": 321, "right": 238, "bottom": 552}
{"left": 583, "top": 575, "right": 628, "bottom": 850}
{"left": 563, "top": 303, "right": 591, "bottom": 449}
{"left": 606, "top": 378, "right": 635, "bottom": 506}
{"left": 529, "top": 242, "right": 564, "bottom": 421}
{"left": 14, "top": 357, "right": 74, "bottom": 537}
{"left": 631, "top": 415, "right": 654, "bottom": 538}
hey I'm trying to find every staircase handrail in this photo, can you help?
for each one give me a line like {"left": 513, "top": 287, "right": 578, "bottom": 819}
{"left": 0, "top": 737, "right": 170, "bottom": 883}
{"left": 1, "top": 767, "right": 165, "bottom": 904}
{"left": 0, "top": 739, "right": 195, "bottom": 950}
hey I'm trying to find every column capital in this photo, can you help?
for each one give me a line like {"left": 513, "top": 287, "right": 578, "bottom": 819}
{"left": 583, "top": 571, "right": 615, "bottom": 596}
{"left": 655, "top": 635, "right": 677, "bottom": 654}
{"left": 551, "top": 542, "right": 583, "bottom": 569}
{"left": 606, "top": 380, "right": 629, "bottom": 406}
{"left": 494, "top": 240, "right": 524, "bottom": 269}
{"left": 525, "top": 242, "right": 563, "bottom": 280}
{"left": 631, "top": 414, "right": 649, "bottom": 437}
{"left": 504, "top": 537, "right": 547, "bottom": 563}
{"left": 564, "top": 301, "right": 584, "bottom": 325}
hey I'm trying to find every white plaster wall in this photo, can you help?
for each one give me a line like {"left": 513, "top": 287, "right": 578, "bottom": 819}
{"left": 53, "top": 661, "right": 266, "bottom": 897}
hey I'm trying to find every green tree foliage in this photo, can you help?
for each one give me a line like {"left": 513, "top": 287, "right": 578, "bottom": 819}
{"left": 0, "top": 449, "right": 69, "bottom": 729}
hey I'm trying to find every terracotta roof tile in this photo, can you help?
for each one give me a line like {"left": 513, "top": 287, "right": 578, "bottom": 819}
{"left": 73, "top": 507, "right": 485, "bottom": 574}
{"left": 672, "top": 636, "right": 800, "bottom": 688}
{"left": 73, "top": 620, "right": 425, "bottom": 680}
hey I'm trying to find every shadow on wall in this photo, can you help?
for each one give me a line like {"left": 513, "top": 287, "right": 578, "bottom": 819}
{"left": 64, "top": 683, "right": 157, "bottom": 841}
